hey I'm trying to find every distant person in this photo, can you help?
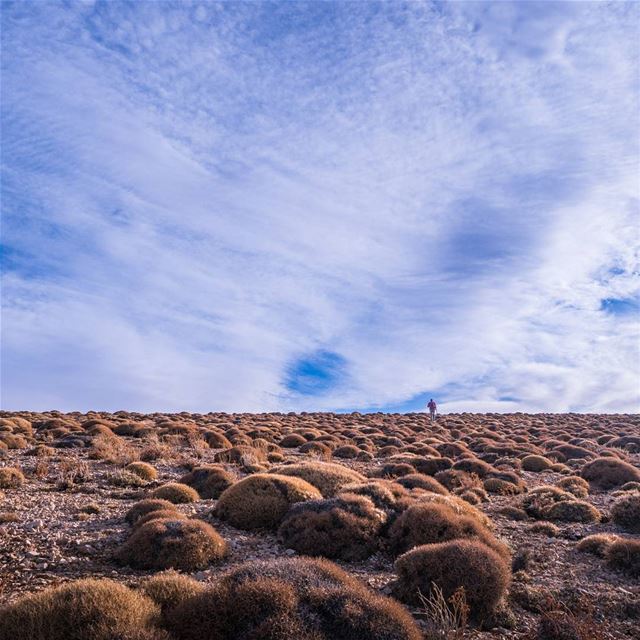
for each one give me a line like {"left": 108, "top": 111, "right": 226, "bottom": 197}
{"left": 427, "top": 398, "right": 437, "bottom": 422}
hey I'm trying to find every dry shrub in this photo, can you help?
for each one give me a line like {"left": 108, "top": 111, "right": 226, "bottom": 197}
{"left": 542, "top": 500, "right": 601, "bottom": 523}
{"left": 140, "top": 571, "right": 205, "bottom": 621}
{"left": 126, "top": 462, "right": 158, "bottom": 481}
{"left": 165, "top": 556, "right": 422, "bottom": 640}
{"left": 576, "top": 533, "right": 619, "bottom": 557}
{"left": 216, "top": 473, "right": 321, "bottom": 530}
{"left": 339, "top": 480, "right": 409, "bottom": 512}
{"left": 522, "top": 455, "right": 553, "bottom": 472}
{"left": 581, "top": 457, "right": 640, "bottom": 489}
{"left": 555, "top": 476, "right": 589, "bottom": 498}
{"left": 452, "top": 458, "right": 494, "bottom": 478}
{"left": 150, "top": 483, "right": 199, "bottom": 504}
{"left": 333, "top": 444, "right": 361, "bottom": 459}
{"left": 605, "top": 538, "right": 640, "bottom": 577}
{"left": 202, "top": 430, "right": 232, "bottom": 449}
{"left": 396, "top": 473, "right": 449, "bottom": 495}
{"left": 135, "top": 509, "right": 187, "bottom": 528}
{"left": 0, "top": 434, "right": 28, "bottom": 449}
{"left": 413, "top": 492, "right": 493, "bottom": 529}
{"left": 280, "top": 434, "right": 307, "bottom": 448}
{"left": 125, "top": 499, "right": 179, "bottom": 525}
{"left": 434, "top": 470, "right": 480, "bottom": 492}
{"left": 214, "top": 445, "right": 267, "bottom": 464}
{"left": 28, "top": 445, "right": 55, "bottom": 457}
{"left": 270, "top": 461, "right": 365, "bottom": 497}
{"left": 0, "top": 467, "right": 24, "bottom": 488}
{"left": 386, "top": 502, "right": 508, "bottom": 559}
{"left": 413, "top": 456, "right": 453, "bottom": 476}
{"left": 611, "top": 492, "right": 640, "bottom": 532}
{"left": 619, "top": 481, "right": 640, "bottom": 492}
{"left": 278, "top": 493, "right": 385, "bottom": 560}
{"left": 107, "top": 469, "right": 148, "bottom": 487}
{"left": 89, "top": 435, "right": 139, "bottom": 465}
{"left": 498, "top": 506, "right": 529, "bottom": 521}
{"left": 418, "top": 583, "right": 468, "bottom": 640}
{"left": 536, "top": 609, "right": 603, "bottom": 640}
{"left": 484, "top": 477, "right": 526, "bottom": 495}
{"left": 179, "top": 465, "right": 234, "bottom": 499}
{"left": 116, "top": 517, "right": 227, "bottom": 571}
{"left": 521, "top": 486, "right": 573, "bottom": 519}
{"left": 0, "top": 511, "right": 20, "bottom": 523}
{"left": 56, "top": 460, "right": 91, "bottom": 489}
{"left": 0, "top": 578, "right": 162, "bottom": 640}
{"left": 527, "top": 522, "right": 559, "bottom": 537}
{"left": 140, "top": 442, "right": 173, "bottom": 462}
{"left": 394, "top": 540, "right": 511, "bottom": 620}
{"left": 375, "top": 462, "right": 416, "bottom": 479}
{"left": 299, "top": 441, "right": 332, "bottom": 458}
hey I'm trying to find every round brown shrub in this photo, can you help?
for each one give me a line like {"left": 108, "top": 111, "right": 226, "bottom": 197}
{"left": 395, "top": 473, "right": 448, "bottom": 495}
{"left": 521, "top": 455, "right": 553, "bottom": 472}
{"left": 125, "top": 498, "right": 178, "bottom": 525}
{"left": 527, "top": 521, "right": 559, "bottom": 537}
{"left": 270, "top": 462, "right": 365, "bottom": 497}
{"left": 125, "top": 462, "right": 158, "bottom": 482}
{"left": 202, "top": 431, "right": 232, "bottom": 449}
{"left": 581, "top": 457, "right": 640, "bottom": 489}
{"left": 280, "top": 434, "right": 307, "bottom": 448}
{"left": 150, "top": 482, "right": 199, "bottom": 504}
{"left": 452, "top": 458, "right": 495, "bottom": 477}
{"left": 394, "top": 540, "right": 511, "bottom": 619}
{"left": 620, "top": 481, "right": 640, "bottom": 492}
{"left": 0, "top": 578, "right": 161, "bottom": 640}
{"left": 498, "top": 506, "right": 529, "bottom": 521}
{"left": 484, "top": 477, "right": 525, "bottom": 495}
{"left": 299, "top": 441, "right": 332, "bottom": 458}
{"left": 386, "top": 502, "right": 508, "bottom": 559}
{"left": 214, "top": 445, "right": 267, "bottom": 464}
{"left": 116, "top": 517, "right": 226, "bottom": 571}
{"left": 434, "top": 469, "right": 479, "bottom": 491}
{"left": 216, "top": 473, "right": 321, "bottom": 530}
{"left": 576, "top": 533, "right": 619, "bottom": 556}
{"left": 0, "top": 434, "right": 28, "bottom": 449}
{"left": 165, "top": 556, "right": 422, "bottom": 640}
{"left": 412, "top": 456, "right": 452, "bottom": 476}
{"left": 140, "top": 571, "right": 205, "bottom": 620}
{"left": 611, "top": 492, "right": 640, "bottom": 532}
{"left": 0, "top": 467, "right": 24, "bottom": 489}
{"left": 134, "top": 509, "right": 187, "bottom": 529}
{"left": 278, "top": 494, "right": 385, "bottom": 561}
{"left": 605, "top": 538, "right": 640, "bottom": 578}
{"left": 333, "top": 444, "right": 361, "bottom": 459}
{"left": 339, "top": 480, "right": 409, "bottom": 512}
{"left": 555, "top": 476, "right": 589, "bottom": 498}
{"left": 542, "top": 500, "right": 601, "bottom": 523}
{"left": 179, "top": 465, "right": 234, "bottom": 499}
{"left": 521, "top": 486, "right": 573, "bottom": 519}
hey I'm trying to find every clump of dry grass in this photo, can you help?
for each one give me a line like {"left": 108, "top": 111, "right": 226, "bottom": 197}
{"left": 125, "top": 498, "right": 179, "bottom": 525}
{"left": 394, "top": 540, "right": 511, "bottom": 621}
{"left": 278, "top": 493, "right": 385, "bottom": 560}
{"left": 89, "top": 435, "right": 139, "bottom": 466}
{"left": 116, "top": 517, "right": 227, "bottom": 571}
{"left": 165, "top": 556, "right": 422, "bottom": 640}
{"left": 0, "top": 467, "right": 24, "bottom": 489}
{"left": 611, "top": 491, "right": 640, "bottom": 532}
{"left": 542, "top": 500, "right": 601, "bottom": 523}
{"left": 527, "top": 521, "right": 560, "bottom": 537}
{"left": 418, "top": 583, "right": 468, "bottom": 640}
{"left": 126, "top": 462, "right": 158, "bottom": 481}
{"left": 521, "top": 455, "right": 553, "bottom": 472}
{"left": 581, "top": 457, "right": 640, "bottom": 489}
{"left": 56, "top": 460, "right": 91, "bottom": 490}
{"left": 555, "top": 476, "right": 589, "bottom": 498}
{"left": 179, "top": 465, "right": 234, "bottom": 499}
{"left": 386, "top": 502, "right": 509, "bottom": 559}
{"left": 150, "top": 482, "right": 199, "bottom": 504}
{"left": 605, "top": 538, "right": 640, "bottom": 578}
{"left": 0, "top": 578, "right": 162, "bottom": 640}
{"left": 216, "top": 473, "right": 321, "bottom": 530}
{"left": 576, "top": 533, "right": 619, "bottom": 556}
{"left": 140, "top": 571, "right": 205, "bottom": 622}
{"left": 270, "top": 461, "right": 365, "bottom": 497}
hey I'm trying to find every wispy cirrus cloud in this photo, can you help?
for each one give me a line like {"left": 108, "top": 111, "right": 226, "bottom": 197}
{"left": 1, "top": 1, "right": 638, "bottom": 413}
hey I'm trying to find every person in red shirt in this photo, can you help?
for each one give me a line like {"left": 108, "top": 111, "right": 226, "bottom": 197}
{"left": 427, "top": 398, "right": 437, "bottom": 422}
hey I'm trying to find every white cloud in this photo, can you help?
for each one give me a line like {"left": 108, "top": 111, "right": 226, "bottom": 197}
{"left": 1, "top": 1, "right": 638, "bottom": 413}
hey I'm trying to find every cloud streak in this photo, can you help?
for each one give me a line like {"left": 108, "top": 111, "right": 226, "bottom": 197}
{"left": 1, "top": 1, "right": 639, "bottom": 413}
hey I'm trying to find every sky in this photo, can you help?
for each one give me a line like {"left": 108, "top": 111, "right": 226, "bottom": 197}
{"left": 1, "top": 0, "right": 639, "bottom": 414}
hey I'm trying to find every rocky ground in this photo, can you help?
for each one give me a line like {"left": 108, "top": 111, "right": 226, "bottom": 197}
{"left": 0, "top": 411, "right": 638, "bottom": 639}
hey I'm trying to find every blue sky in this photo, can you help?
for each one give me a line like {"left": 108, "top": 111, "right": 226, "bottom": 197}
{"left": 1, "top": 1, "right": 639, "bottom": 413}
